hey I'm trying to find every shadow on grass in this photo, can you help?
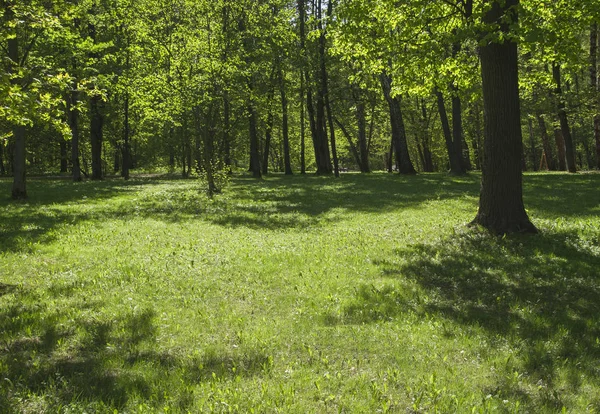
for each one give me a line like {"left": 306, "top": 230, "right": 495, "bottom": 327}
{"left": 1, "top": 172, "right": 599, "bottom": 253}
{"left": 0, "top": 284, "right": 270, "bottom": 412}
{"left": 335, "top": 230, "right": 600, "bottom": 410}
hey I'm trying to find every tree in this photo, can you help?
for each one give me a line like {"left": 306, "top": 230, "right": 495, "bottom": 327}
{"left": 471, "top": 0, "right": 537, "bottom": 234}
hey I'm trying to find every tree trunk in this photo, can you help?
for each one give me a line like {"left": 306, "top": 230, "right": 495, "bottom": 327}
{"left": 324, "top": 0, "right": 339, "bottom": 177}
{"left": 527, "top": 117, "right": 538, "bottom": 171}
{"left": 451, "top": 90, "right": 470, "bottom": 171}
{"left": 591, "top": 24, "right": 600, "bottom": 169}
{"left": 90, "top": 95, "right": 104, "bottom": 180}
{"left": 334, "top": 117, "right": 361, "bottom": 168}
{"left": 552, "top": 63, "right": 577, "bottom": 173}
{"left": 69, "top": 89, "right": 82, "bottom": 182}
{"left": 471, "top": 0, "right": 536, "bottom": 234}
{"left": 279, "top": 67, "right": 293, "bottom": 175}
{"left": 262, "top": 75, "right": 276, "bottom": 175}
{"left": 436, "top": 89, "right": 464, "bottom": 174}
{"left": 0, "top": 140, "right": 5, "bottom": 175}
{"left": 536, "top": 114, "right": 556, "bottom": 170}
{"left": 122, "top": 89, "right": 130, "bottom": 180}
{"left": 60, "top": 138, "right": 68, "bottom": 173}
{"left": 554, "top": 128, "right": 567, "bottom": 171}
{"left": 248, "top": 101, "right": 262, "bottom": 178}
{"left": 355, "top": 94, "right": 370, "bottom": 173}
{"left": 380, "top": 72, "right": 416, "bottom": 175}
{"left": 7, "top": 14, "right": 26, "bottom": 199}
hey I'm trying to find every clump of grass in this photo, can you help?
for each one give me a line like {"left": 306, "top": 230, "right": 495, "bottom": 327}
{"left": 0, "top": 172, "right": 599, "bottom": 412}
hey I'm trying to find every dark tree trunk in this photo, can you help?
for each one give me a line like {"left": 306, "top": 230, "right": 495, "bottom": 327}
{"left": 419, "top": 99, "right": 434, "bottom": 172}
{"left": 324, "top": 0, "right": 339, "bottom": 177}
{"left": 262, "top": 75, "right": 276, "bottom": 175}
{"left": 471, "top": 0, "right": 536, "bottom": 234}
{"left": 380, "top": 72, "right": 416, "bottom": 175}
{"left": 554, "top": 128, "right": 568, "bottom": 171}
{"left": 472, "top": 101, "right": 483, "bottom": 170}
{"left": 90, "top": 95, "right": 104, "bottom": 180}
{"left": 69, "top": 89, "right": 82, "bottom": 182}
{"left": 60, "top": 138, "right": 68, "bottom": 173}
{"left": 537, "top": 114, "right": 556, "bottom": 170}
{"left": 591, "top": 24, "right": 600, "bottom": 169}
{"left": 334, "top": 117, "right": 361, "bottom": 168}
{"left": 279, "top": 67, "right": 293, "bottom": 175}
{"left": 436, "top": 89, "right": 464, "bottom": 174}
{"left": 7, "top": 15, "right": 26, "bottom": 199}
{"left": 300, "top": 72, "right": 306, "bottom": 174}
{"left": 0, "top": 141, "right": 5, "bottom": 175}
{"left": 11, "top": 126, "right": 26, "bottom": 199}
{"left": 552, "top": 63, "right": 577, "bottom": 173}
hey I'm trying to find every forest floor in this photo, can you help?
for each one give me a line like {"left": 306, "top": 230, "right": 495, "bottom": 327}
{"left": 1, "top": 172, "right": 599, "bottom": 413}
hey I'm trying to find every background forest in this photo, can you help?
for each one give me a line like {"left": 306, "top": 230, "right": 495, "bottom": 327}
{"left": 1, "top": 0, "right": 599, "bottom": 194}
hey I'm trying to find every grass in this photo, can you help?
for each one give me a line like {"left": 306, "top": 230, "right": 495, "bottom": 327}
{"left": 0, "top": 171, "right": 599, "bottom": 413}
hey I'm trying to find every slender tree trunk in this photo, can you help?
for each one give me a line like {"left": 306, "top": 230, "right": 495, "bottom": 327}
{"left": 420, "top": 99, "right": 434, "bottom": 172}
{"left": 591, "top": 23, "right": 600, "bottom": 169}
{"left": 300, "top": 72, "right": 306, "bottom": 174}
{"left": 279, "top": 67, "right": 293, "bottom": 175}
{"left": 262, "top": 76, "right": 276, "bottom": 175}
{"left": 248, "top": 101, "right": 262, "bottom": 178}
{"left": 436, "top": 89, "right": 463, "bottom": 174}
{"left": 536, "top": 114, "right": 556, "bottom": 170}
{"left": 380, "top": 72, "right": 416, "bottom": 175}
{"left": 60, "top": 138, "right": 68, "bottom": 173}
{"left": 69, "top": 88, "right": 82, "bottom": 182}
{"left": 471, "top": 0, "right": 536, "bottom": 234}
{"left": 223, "top": 91, "right": 232, "bottom": 173}
{"left": 527, "top": 117, "right": 538, "bottom": 171}
{"left": 90, "top": 95, "right": 104, "bottom": 180}
{"left": 355, "top": 96, "right": 370, "bottom": 173}
{"left": 0, "top": 141, "right": 5, "bottom": 175}
{"left": 7, "top": 13, "right": 26, "bottom": 199}
{"left": 334, "top": 117, "right": 361, "bottom": 168}
{"left": 552, "top": 63, "right": 577, "bottom": 173}
{"left": 324, "top": 0, "right": 338, "bottom": 177}
{"left": 122, "top": 89, "right": 130, "bottom": 180}
{"left": 451, "top": 89, "right": 470, "bottom": 171}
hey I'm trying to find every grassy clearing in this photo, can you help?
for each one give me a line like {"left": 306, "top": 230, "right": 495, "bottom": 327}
{"left": 0, "top": 172, "right": 599, "bottom": 413}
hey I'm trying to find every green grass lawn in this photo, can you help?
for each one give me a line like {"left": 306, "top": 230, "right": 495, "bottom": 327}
{"left": 1, "top": 172, "right": 599, "bottom": 413}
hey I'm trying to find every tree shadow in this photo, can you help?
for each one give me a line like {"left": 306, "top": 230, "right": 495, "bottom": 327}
{"left": 0, "top": 283, "right": 270, "bottom": 412}
{"left": 334, "top": 230, "right": 600, "bottom": 410}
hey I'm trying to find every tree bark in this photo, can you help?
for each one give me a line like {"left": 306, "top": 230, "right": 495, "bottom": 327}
{"left": 536, "top": 114, "right": 556, "bottom": 170}
{"left": 279, "top": 67, "right": 293, "bottom": 175}
{"left": 554, "top": 128, "right": 567, "bottom": 171}
{"left": 552, "top": 63, "right": 577, "bottom": 173}
{"left": 436, "top": 89, "right": 464, "bottom": 174}
{"left": 380, "top": 72, "right": 416, "bottom": 175}
{"left": 0, "top": 140, "right": 5, "bottom": 175}
{"left": 7, "top": 8, "right": 26, "bottom": 199}
{"left": 69, "top": 88, "right": 82, "bottom": 182}
{"left": 355, "top": 92, "right": 370, "bottom": 173}
{"left": 591, "top": 24, "right": 600, "bottom": 169}
{"left": 122, "top": 89, "right": 130, "bottom": 180}
{"left": 471, "top": 0, "right": 536, "bottom": 234}
{"left": 527, "top": 117, "right": 538, "bottom": 171}
{"left": 248, "top": 101, "right": 262, "bottom": 178}
{"left": 90, "top": 95, "right": 104, "bottom": 180}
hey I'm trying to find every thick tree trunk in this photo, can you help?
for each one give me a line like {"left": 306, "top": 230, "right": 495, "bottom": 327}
{"left": 436, "top": 89, "right": 464, "bottom": 174}
{"left": 552, "top": 64, "right": 577, "bottom": 173}
{"left": 380, "top": 72, "right": 416, "bottom": 175}
{"left": 90, "top": 95, "right": 104, "bottom": 180}
{"left": 536, "top": 114, "right": 556, "bottom": 170}
{"left": 471, "top": 0, "right": 536, "bottom": 234}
